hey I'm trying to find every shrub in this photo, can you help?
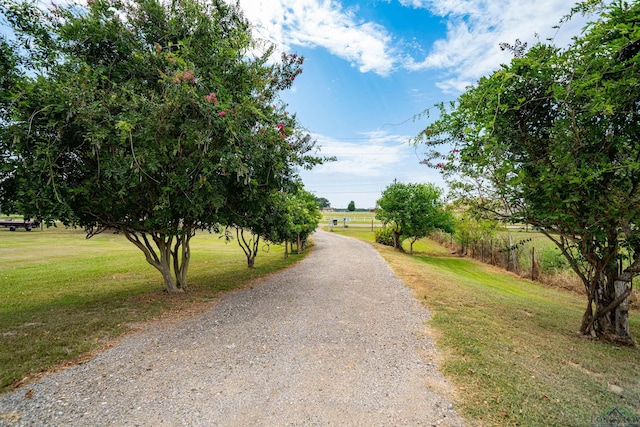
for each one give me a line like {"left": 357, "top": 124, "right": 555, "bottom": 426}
{"left": 375, "top": 227, "right": 395, "bottom": 247}
{"left": 539, "top": 246, "right": 570, "bottom": 274}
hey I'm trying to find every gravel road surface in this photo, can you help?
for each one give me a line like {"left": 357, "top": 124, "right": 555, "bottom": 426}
{"left": 0, "top": 230, "right": 464, "bottom": 426}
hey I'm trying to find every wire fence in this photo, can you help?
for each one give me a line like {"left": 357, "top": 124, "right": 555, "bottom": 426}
{"left": 432, "top": 229, "right": 574, "bottom": 283}
{"left": 430, "top": 229, "right": 638, "bottom": 307}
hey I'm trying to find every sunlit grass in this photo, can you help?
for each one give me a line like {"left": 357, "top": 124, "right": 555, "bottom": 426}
{"left": 332, "top": 229, "right": 640, "bottom": 426}
{"left": 320, "top": 211, "right": 383, "bottom": 226}
{"left": 0, "top": 227, "right": 301, "bottom": 392}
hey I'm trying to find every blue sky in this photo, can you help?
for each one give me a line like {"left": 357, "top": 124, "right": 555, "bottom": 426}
{"left": 237, "top": 0, "right": 593, "bottom": 209}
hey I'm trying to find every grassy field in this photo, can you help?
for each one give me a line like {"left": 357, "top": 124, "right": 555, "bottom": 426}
{"left": 3, "top": 224, "right": 639, "bottom": 426}
{"left": 329, "top": 228, "right": 640, "bottom": 427}
{"left": 320, "top": 211, "right": 383, "bottom": 228}
{"left": 0, "top": 226, "right": 301, "bottom": 392}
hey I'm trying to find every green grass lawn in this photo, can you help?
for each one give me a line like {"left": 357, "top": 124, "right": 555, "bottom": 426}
{"left": 332, "top": 228, "right": 640, "bottom": 427}
{"left": 0, "top": 227, "right": 301, "bottom": 392}
{"left": 320, "top": 211, "right": 383, "bottom": 227}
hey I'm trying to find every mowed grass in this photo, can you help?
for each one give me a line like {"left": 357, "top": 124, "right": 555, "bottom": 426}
{"left": 331, "top": 228, "right": 640, "bottom": 427}
{"left": 320, "top": 211, "right": 383, "bottom": 227}
{"left": 0, "top": 227, "right": 301, "bottom": 392}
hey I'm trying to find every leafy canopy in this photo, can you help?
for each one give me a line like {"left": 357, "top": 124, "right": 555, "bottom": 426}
{"left": 376, "top": 182, "right": 454, "bottom": 254}
{"left": 416, "top": 0, "right": 640, "bottom": 342}
{"left": 0, "top": 0, "right": 321, "bottom": 292}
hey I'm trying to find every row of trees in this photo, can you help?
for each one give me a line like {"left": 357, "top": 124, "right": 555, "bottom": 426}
{"left": 416, "top": 0, "right": 639, "bottom": 343}
{"left": 232, "top": 188, "right": 321, "bottom": 268}
{"left": 0, "top": 0, "right": 323, "bottom": 292}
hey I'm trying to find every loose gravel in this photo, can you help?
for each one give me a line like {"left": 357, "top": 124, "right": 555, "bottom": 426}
{"left": 0, "top": 230, "right": 465, "bottom": 426}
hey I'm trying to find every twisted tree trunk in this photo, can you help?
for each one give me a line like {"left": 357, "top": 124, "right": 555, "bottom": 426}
{"left": 123, "top": 229, "right": 193, "bottom": 293}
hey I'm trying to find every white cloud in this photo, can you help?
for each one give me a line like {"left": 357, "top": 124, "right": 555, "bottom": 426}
{"left": 311, "top": 131, "right": 412, "bottom": 176}
{"left": 237, "top": 0, "right": 397, "bottom": 76}
{"left": 434, "top": 77, "right": 473, "bottom": 94}
{"left": 237, "top": 0, "right": 593, "bottom": 90}
{"left": 400, "top": 0, "right": 592, "bottom": 90}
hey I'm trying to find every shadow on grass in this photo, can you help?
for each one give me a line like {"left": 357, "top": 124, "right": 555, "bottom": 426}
{"left": 0, "top": 243, "right": 303, "bottom": 392}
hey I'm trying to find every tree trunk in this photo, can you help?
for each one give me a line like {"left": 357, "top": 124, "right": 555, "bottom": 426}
{"left": 392, "top": 229, "right": 404, "bottom": 252}
{"left": 173, "top": 231, "right": 193, "bottom": 291}
{"left": 159, "top": 254, "right": 179, "bottom": 294}
{"left": 613, "top": 278, "right": 631, "bottom": 342}
{"left": 236, "top": 227, "right": 259, "bottom": 268}
{"left": 595, "top": 271, "right": 615, "bottom": 335}
{"left": 580, "top": 299, "right": 595, "bottom": 337}
{"left": 581, "top": 268, "right": 634, "bottom": 344}
{"left": 123, "top": 230, "right": 186, "bottom": 293}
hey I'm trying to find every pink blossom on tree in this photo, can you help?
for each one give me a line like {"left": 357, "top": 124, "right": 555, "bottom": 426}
{"left": 204, "top": 92, "right": 218, "bottom": 104}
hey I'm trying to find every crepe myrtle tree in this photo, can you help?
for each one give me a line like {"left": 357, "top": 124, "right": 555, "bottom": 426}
{"left": 221, "top": 115, "right": 321, "bottom": 268}
{"left": 224, "top": 186, "right": 321, "bottom": 267}
{"left": 261, "top": 188, "right": 321, "bottom": 258}
{"left": 0, "top": 0, "right": 321, "bottom": 293}
{"left": 0, "top": 37, "right": 21, "bottom": 216}
{"left": 375, "top": 182, "right": 454, "bottom": 254}
{"left": 416, "top": 0, "right": 640, "bottom": 343}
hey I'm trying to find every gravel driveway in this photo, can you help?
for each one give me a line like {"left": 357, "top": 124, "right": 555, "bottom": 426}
{"left": 0, "top": 230, "right": 464, "bottom": 426}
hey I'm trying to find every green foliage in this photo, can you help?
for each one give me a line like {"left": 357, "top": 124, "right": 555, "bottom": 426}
{"left": 453, "top": 208, "right": 499, "bottom": 252}
{"left": 347, "top": 200, "right": 355, "bottom": 211}
{"left": 416, "top": 1, "right": 640, "bottom": 341}
{"left": 0, "top": 37, "right": 21, "bottom": 216}
{"left": 314, "top": 197, "right": 331, "bottom": 208}
{"left": 376, "top": 182, "right": 454, "bottom": 254}
{"left": 374, "top": 227, "right": 395, "bottom": 247}
{"left": 539, "top": 246, "right": 571, "bottom": 274}
{"left": 0, "top": 0, "right": 321, "bottom": 292}
{"left": 259, "top": 188, "right": 321, "bottom": 255}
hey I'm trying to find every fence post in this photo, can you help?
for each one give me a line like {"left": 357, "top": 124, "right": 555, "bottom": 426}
{"left": 490, "top": 240, "right": 493, "bottom": 265}
{"left": 531, "top": 247, "right": 535, "bottom": 280}
{"left": 509, "top": 235, "right": 517, "bottom": 272}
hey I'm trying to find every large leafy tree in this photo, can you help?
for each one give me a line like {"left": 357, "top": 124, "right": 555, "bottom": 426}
{"left": 314, "top": 196, "right": 330, "bottom": 209}
{"left": 417, "top": 0, "right": 639, "bottom": 343}
{"left": 219, "top": 114, "right": 317, "bottom": 268}
{"left": 376, "top": 182, "right": 454, "bottom": 254}
{"left": 0, "top": 38, "right": 19, "bottom": 215}
{"left": 0, "top": 0, "right": 320, "bottom": 292}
